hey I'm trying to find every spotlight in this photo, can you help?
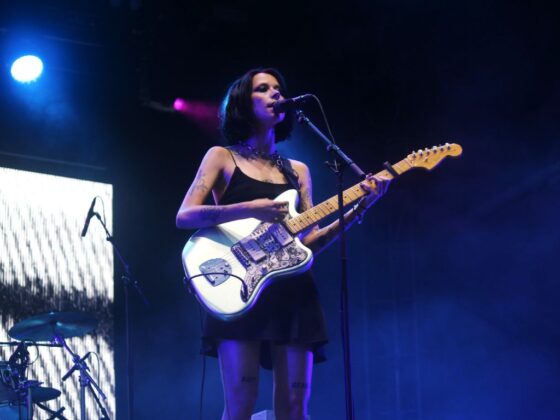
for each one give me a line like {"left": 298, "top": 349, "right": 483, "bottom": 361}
{"left": 10, "top": 55, "right": 44, "bottom": 83}
{"left": 173, "top": 98, "right": 189, "bottom": 113}
{"left": 173, "top": 97, "right": 220, "bottom": 136}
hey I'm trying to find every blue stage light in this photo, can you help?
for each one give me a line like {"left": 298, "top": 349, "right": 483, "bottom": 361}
{"left": 10, "top": 55, "right": 44, "bottom": 83}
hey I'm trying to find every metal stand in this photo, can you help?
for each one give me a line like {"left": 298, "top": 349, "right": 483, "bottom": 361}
{"left": 1, "top": 341, "right": 65, "bottom": 420}
{"left": 297, "top": 110, "right": 366, "bottom": 420}
{"left": 8, "top": 342, "right": 33, "bottom": 420}
{"left": 56, "top": 336, "right": 110, "bottom": 420}
{"left": 35, "top": 402, "right": 68, "bottom": 420}
{"left": 90, "top": 212, "right": 150, "bottom": 420}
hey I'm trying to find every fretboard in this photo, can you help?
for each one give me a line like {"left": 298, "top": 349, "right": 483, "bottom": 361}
{"left": 285, "top": 158, "right": 413, "bottom": 235}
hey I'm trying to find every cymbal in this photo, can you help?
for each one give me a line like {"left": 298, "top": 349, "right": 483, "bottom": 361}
{"left": 0, "top": 385, "right": 61, "bottom": 404}
{"left": 8, "top": 312, "right": 98, "bottom": 341}
{"left": 30, "top": 386, "right": 62, "bottom": 403}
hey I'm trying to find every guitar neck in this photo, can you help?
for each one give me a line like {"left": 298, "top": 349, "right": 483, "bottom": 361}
{"left": 285, "top": 158, "right": 413, "bottom": 235}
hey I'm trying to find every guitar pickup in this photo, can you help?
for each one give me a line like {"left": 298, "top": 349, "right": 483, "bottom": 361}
{"left": 238, "top": 237, "right": 267, "bottom": 262}
{"left": 269, "top": 223, "right": 293, "bottom": 246}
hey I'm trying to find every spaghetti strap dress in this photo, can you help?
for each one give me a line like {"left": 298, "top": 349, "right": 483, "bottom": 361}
{"left": 200, "top": 150, "right": 328, "bottom": 369}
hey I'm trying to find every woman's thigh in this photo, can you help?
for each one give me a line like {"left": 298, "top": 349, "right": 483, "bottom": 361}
{"left": 217, "top": 339, "right": 261, "bottom": 397}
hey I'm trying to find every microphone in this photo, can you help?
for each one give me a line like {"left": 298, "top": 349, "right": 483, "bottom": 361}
{"left": 81, "top": 197, "right": 97, "bottom": 237}
{"left": 272, "top": 94, "right": 313, "bottom": 114}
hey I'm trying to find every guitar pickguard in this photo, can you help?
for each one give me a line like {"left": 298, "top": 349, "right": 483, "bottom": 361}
{"left": 230, "top": 222, "right": 308, "bottom": 302}
{"left": 239, "top": 239, "right": 308, "bottom": 302}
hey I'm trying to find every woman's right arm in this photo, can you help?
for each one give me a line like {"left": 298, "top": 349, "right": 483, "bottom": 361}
{"left": 176, "top": 147, "right": 288, "bottom": 229}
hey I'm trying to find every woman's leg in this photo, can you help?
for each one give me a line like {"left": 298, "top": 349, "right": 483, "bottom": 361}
{"left": 272, "top": 344, "right": 314, "bottom": 420}
{"left": 217, "top": 339, "right": 261, "bottom": 420}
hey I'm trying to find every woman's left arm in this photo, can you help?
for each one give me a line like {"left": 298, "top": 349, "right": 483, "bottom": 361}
{"left": 292, "top": 161, "right": 391, "bottom": 255}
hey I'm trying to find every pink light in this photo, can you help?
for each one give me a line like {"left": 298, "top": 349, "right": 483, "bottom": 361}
{"left": 173, "top": 98, "right": 220, "bottom": 136}
{"left": 173, "top": 98, "right": 189, "bottom": 112}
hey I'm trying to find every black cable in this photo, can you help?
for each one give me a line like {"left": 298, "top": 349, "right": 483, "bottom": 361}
{"left": 198, "top": 306, "right": 206, "bottom": 420}
{"left": 96, "top": 195, "right": 107, "bottom": 225}
{"left": 186, "top": 272, "right": 244, "bottom": 282}
{"left": 310, "top": 94, "right": 337, "bottom": 144}
{"left": 186, "top": 273, "right": 244, "bottom": 420}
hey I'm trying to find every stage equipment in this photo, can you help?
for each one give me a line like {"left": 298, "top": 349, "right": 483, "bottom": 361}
{"left": 81, "top": 197, "right": 98, "bottom": 237}
{"left": 272, "top": 94, "right": 313, "bottom": 114}
{"left": 82, "top": 200, "right": 149, "bottom": 420}
{"left": 1, "top": 340, "right": 66, "bottom": 419}
{"left": 9, "top": 312, "right": 109, "bottom": 420}
{"left": 0, "top": 166, "right": 115, "bottom": 418}
{"left": 9, "top": 312, "right": 97, "bottom": 342}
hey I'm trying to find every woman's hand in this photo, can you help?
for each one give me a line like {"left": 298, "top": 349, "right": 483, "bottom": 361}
{"left": 359, "top": 173, "right": 391, "bottom": 209}
{"left": 248, "top": 198, "right": 289, "bottom": 223}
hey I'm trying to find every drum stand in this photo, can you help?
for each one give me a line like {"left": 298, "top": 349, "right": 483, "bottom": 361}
{"left": 35, "top": 402, "right": 68, "bottom": 420}
{"left": 2, "top": 340, "right": 67, "bottom": 420}
{"left": 54, "top": 336, "right": 110, "bottom": 420}
{"left": 19, "top": 379, "right": 38, "bottom": 420}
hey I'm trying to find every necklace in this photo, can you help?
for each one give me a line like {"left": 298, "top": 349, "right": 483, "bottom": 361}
{"left": 236, "top": 143, "right": 284, "bottom": 170}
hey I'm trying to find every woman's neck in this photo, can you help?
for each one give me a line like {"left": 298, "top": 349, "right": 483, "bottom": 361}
{"left": 244, "top": 126, "right": 276, "bottom": 154}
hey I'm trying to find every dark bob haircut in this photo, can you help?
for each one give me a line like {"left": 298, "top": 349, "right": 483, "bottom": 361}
{"left": 219, "top": 68, "right": 295, "bottom": 145}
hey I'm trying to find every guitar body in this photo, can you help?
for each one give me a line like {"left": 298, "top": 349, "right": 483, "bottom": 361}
{"left": 182, "top": 189, "right": 314, "bottom": 321}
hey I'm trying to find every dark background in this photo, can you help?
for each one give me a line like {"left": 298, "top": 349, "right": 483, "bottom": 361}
{"left": 1, "top": 0, "right": 559, "bottom": 418}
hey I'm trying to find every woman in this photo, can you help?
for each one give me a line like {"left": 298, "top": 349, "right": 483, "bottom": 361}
{"left": 176, "top": 68, "right": 390, "bottom": 420}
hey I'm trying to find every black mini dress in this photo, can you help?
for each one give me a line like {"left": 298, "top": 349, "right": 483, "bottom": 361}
{"left": 200, "top": 155, "right": 328, "bottom": 369}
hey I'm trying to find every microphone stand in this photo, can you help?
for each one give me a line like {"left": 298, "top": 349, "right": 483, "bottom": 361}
{"left": 57, "top": 336, "right": 109, "bottom": 420}
{"left": 92, "top": 212, "right": 150, "bottom": 420}
{"left": 296, "top": 110, "right": 365, "bottom": 420}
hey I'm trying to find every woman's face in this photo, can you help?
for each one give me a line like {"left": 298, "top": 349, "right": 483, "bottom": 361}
{"left": 251, "top": 72, "right": 285, "bottom": 127}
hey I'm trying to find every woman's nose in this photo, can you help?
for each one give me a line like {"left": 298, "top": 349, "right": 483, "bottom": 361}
{"left": 271, "top": 89, "right": 281, "bottom": 100}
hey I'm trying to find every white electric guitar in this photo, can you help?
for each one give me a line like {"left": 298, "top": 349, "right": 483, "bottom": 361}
{"left": 182, "top": 143, "right": 463, "bottom": 320}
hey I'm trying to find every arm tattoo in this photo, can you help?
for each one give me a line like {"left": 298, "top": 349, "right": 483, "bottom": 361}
{"left": 300, "top": 186, "right": 313, "bottom": 211}
{"left": 199, "top": 206, "right": 224, "bottom": 223}
{"left": 193, "top": 171, "right": 210, "bottom": 194}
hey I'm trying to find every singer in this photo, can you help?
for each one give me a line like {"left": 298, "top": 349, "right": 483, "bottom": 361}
{"left": 176, "top": 67, "right": 390, "bottom": 420}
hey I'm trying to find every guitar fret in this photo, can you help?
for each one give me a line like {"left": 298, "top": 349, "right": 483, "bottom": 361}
{"left": 392, "top": 161, "right": 405, "bottom": 175}
{"left": 287, "top": 145, "right": 462, "bottom": 235}
{"left": 317, "top": 204, "right": 330, "bottom": 216}
{"left": 349, "top": 188, "right": 361, "bottom": 200}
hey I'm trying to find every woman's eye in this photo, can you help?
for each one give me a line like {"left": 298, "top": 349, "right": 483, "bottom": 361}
{"left": 255, "top": 84, "right": 268, "bottom": 92}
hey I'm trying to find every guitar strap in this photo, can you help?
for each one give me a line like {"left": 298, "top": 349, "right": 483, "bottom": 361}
{"left": 277, "top": 156, "right": 303, "bottom": 211}
{"left": 278, "top": 156, "right": 301, "bottom": 191}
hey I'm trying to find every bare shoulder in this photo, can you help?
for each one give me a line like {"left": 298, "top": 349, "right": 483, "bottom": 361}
{"left": 204, "top": 145, "right": 230, "bottom": 162}
{"left": 199, "top": 146, "right": 232, "bottom": 170}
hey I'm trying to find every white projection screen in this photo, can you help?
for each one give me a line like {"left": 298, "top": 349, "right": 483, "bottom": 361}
{"left": 0, "top": 166, "right": 115, "bottom": 419}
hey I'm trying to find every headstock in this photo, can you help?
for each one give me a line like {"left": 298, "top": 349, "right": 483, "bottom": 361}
{"left": 406, "top": 143, "right": 463, "bottom": 170}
